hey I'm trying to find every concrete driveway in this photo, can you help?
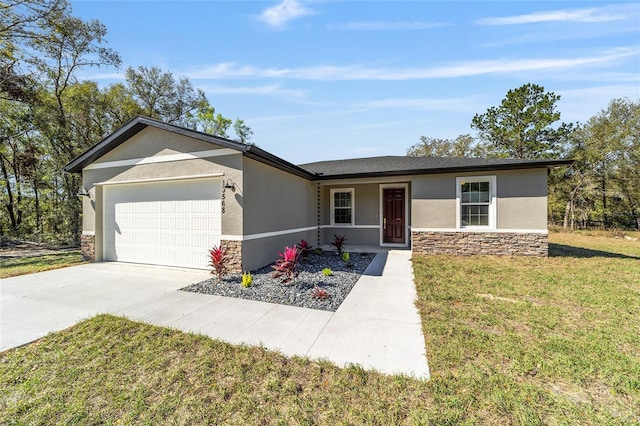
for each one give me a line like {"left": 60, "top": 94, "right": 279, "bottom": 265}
{"left": 1, "top": 252, "right": 430, "bottom": 379}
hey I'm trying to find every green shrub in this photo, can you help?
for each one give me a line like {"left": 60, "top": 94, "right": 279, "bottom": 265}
{"left": 322, "top": 268, "right": 333, "bottom": 276}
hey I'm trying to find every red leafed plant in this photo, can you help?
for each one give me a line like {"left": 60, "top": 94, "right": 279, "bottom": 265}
{"left": 271, "top": 245, "right": 299, "bottom": 283}
{"left": 311, "top": 286, "right": 331, "bottom": 300}
{"left": 330, "top": 234, "right": 347, "bottom": 257}
{"left": 209, "top": 245, "right": 228, "bottom": 281}
{"left": 297, "top": 239, "right": 314, "bottom": 259}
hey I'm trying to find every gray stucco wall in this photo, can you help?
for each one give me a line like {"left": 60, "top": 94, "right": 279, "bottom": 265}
{"left": 241, "top": 229, "right": 316, "bottom": 271}
{"left": 93, "top": 127, "right": 229, "bottom": 162}
{"left": 240, "top": 158, "right": 316, "bottom": 269}
{"left": 410, "top": 168, "right": 548, "bottom": 230}
{"left": 242, "top": 158, "right": 316, "bottom": 235}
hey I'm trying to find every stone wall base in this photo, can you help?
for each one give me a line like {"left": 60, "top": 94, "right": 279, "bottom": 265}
{"left": 412, "top": 231, "right": 548, "bottom": 257}
{"left": 221, "top": 239, "right": 243, "bottom": 273}
{"left": 80, "top": 234, "right": 96, "bottom": 262}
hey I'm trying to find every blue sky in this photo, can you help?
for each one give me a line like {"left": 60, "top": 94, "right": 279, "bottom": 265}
{"left": 72, "top": 0, "right": 640, "bottom": 164}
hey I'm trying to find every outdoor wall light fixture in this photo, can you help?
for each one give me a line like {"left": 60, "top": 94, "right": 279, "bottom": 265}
{"left": 223, "top": 179, "right": 236, "bottom": 191}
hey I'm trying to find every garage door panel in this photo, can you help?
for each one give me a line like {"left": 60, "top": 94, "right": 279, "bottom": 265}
{"left": 103, "top": 178, "right": 222, "bottom": 269}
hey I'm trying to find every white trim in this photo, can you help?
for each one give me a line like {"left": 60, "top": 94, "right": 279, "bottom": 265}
{"left": 84, "top": 148, "right": 239, "bottom": 170}
{"left": 95, "top": 173, "right": 224, "bottom": 186}
{"left": 82, "top": 231, "right": 95, "bottom": 236}
{"left": 220, "top": 226, "right": 318, "bottom": 242}
{"left": 320, "top": 224, "right": 379, "bottom": 229}
{"left": 330, "top": 188, "right": 355, "bottom": 226}
{"left": 456, "top": 176, "right": 497, "bottom": 230}
{"left": 379, "top": 183, "right": 410, "bottom": 247}
{"left": 412, "top": 228, "right": 548, "bottom": 234}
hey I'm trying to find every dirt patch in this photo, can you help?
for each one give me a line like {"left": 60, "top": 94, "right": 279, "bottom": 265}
{"left": 0, "top": 239, "right": 78, "bottom": 259}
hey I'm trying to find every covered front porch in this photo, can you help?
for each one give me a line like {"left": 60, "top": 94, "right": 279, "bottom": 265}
{"left": 317, "top": 180, "right": 411, "bottom": 249}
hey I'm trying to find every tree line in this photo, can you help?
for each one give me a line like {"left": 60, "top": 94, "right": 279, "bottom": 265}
{"left": 1, "top": 0, "right": 252, "bottom": 245}
{"left": 407, "top": 84, "right": 639, "bottom": 230}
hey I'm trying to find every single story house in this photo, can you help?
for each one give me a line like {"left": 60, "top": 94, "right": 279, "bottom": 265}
{"left": 65, "top": 116, "right": 572, "bottom": 271}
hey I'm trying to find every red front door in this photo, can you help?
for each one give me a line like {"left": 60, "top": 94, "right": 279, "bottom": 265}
{"left": 383, "top": 188, "right": 405, "bottom": 244}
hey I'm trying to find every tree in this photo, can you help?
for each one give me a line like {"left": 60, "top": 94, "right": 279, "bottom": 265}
{"left": 471, "top": 83, "right": 573, "bottom": 159}
{"left": 407, "top": 134, "right": 489, "bottom": 157}
{"left": 233, "top": 118, "right": 253, "bottom": 144}
{"left": 192, "top": 104, "right": 232, "bottom": 138}
{"left": 124, "top": 66, "right": 207, "bottom": 125}
{"left": 548, "top": 98, "right": 640, "bottom": 230}
{"left": 0, "top": 0, "right": 67, "bottom": 102}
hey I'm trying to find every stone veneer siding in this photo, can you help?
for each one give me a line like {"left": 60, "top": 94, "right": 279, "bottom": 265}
{"left": 221, "top": 239, "right": 243, "bottom": 273}
{"left": 412, "top": 231, "right": 548, "bottom": 257}
{"left": 80, "top": 234, "right": 96, "bottom": 262}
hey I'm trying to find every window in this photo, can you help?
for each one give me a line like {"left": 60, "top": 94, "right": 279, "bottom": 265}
{"left": 456, "top": 177, "right": 496, "bottom": 228}
{"left": 330, "top": 188, "right": 354, "bottom": 226}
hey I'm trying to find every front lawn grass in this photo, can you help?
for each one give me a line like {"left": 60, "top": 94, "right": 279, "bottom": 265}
{"left": 0, "top": 250, "right": 86, "bottom": 279}
{"left": 0, "top": 232, "right": 638, "bottom": 424}
{"left": 414, "top": 231, "right": 640, "bottom": 424}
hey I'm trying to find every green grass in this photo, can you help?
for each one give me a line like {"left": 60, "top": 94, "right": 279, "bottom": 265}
{"left": 0, "top": 233, "right": 638, "bottom": 424}
{"left": 414, "top": 231, "right": 640, "bottom": 424}
{"left": 0, "top": 250, "right": 86, "bottom": 279}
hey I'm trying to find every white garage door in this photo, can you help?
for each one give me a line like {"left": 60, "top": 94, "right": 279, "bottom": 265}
{"left": 103, "top": 178, "right": 221, "bottom": 269}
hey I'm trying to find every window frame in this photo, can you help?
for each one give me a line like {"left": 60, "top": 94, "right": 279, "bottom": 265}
{"left": 456, "top": 176, "right": 496, "bottom": 229}
{"left": 330, "top": 188, "right": 355, "bottom": 226}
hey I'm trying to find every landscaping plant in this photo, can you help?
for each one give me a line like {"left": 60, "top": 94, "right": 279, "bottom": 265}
{"left": 297, "top": 239, "right": 314, "bottom": 259}
{"left": 208, "top": 245, "right": 229, "bottom": 281}
{"left": 322, "top": 267, "right": 333, "bottom": 276}
{"left": 271, "top": 245, "right": 300, "bottom": 283}
{"left": 311, "top": 286, "right": 331, "bottom": 300}
{"left": 331, "top": 234, "right": 347, "bottom": 257}
{"left": 342, "top": 251, "right": 350, "bottom": 263}
{"left": 241, "top": 271, "right": 253, "bottom": 288}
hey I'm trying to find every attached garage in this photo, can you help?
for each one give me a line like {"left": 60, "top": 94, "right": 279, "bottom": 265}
{"left": 102, "top": 178, "right": 221, "bottom": 269}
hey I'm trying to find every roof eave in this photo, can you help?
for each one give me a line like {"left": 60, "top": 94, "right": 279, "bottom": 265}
{"left": 64, "top": 116, "right": 249, "bottom": 174}
{"left": 244, "top": 146, "right": 316, "bottom": 180}
{"left": 312, "top": 159, "right": 574, "bottom": 180}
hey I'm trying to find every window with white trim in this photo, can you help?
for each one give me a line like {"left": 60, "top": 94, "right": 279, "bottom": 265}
{"left": 456, "top": 176, "right": 496, "bottom": 228}
{"left": 330, "top": 188, "right": 354, "bottom": 226}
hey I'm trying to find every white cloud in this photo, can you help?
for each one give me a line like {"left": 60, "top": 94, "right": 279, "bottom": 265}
{"left": 477, "top": 5, "right": 629, "bottom": 25}
{"left": 355, "top": 97, "right": 482, "bottom": 113}
{"left": 258, "top": 0, "right": 312, "bottom": 28}
{"left": 182, "top": 48, "right": 638, "bottom": 81}
{"left": 328, "top": 21, "right": 447, "bottom": 31}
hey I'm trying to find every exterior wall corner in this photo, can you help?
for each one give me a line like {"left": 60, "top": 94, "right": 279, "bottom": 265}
{"left": 80, "top": 234, "right": 96, "bottom": 262}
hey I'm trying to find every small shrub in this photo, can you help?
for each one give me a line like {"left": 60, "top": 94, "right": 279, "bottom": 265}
{"left": 311, "top": 286, "right": 331, "bottom": 300}
{"left": 331, "top": 234, "right": 347, "bottom": 256}
{"left": 271, "top": 245, "right": 300, "bottom": 283}
{"left": 314, "top": 248, "right": 322, "bottom": 255}
{"left": 297, "top": 239, "right": 314, "bottom": 259}
{"left": 208, "top": 245, "right": 228, "bottom": 281}
{"left": 322, "top": 267, "right": 333, "bottom": 276}
{"left": 241, "top": 271, "right": 253, "bottom": 288}
{"left": 342, "top": 251, "right": 350, "bottom": 263}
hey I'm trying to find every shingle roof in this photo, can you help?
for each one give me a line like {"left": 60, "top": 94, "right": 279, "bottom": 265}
{"left": 298, "top": 156, "right": 573, "bottom": 179}
{"left": 65, "top": 116, "right": 572, "bottom": 180}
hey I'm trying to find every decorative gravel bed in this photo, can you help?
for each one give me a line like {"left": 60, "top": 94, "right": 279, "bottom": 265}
{"left": 181, "top": 252, "right": 375, "bottom": 311}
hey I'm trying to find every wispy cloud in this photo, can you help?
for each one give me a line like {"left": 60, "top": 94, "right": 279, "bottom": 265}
{"left": 477, "top": 5, "right": 630, "bottom": 25}
{"left": 183, "top": 48, "right": 637, "bottom": 81}
{"left": 257, "top": 0, "right": 312, "bottom": 28}
{"left": 328, "top": 21, "right": 447, "bottom": 31}
{"left": 199, "top": 84, "right": 315, "bottom": 104}
{"left": 355, "top": 97, "right": 483, "bottom": 113}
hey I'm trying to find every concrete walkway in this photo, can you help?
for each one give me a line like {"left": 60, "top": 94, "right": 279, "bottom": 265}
{"left": 1, "top": 251, "right": 430, "bottom": 379}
